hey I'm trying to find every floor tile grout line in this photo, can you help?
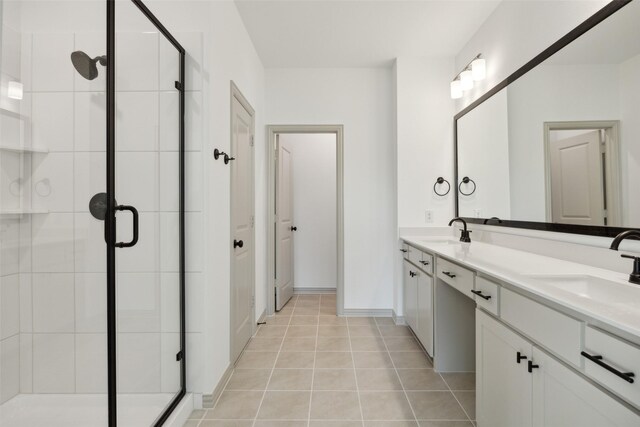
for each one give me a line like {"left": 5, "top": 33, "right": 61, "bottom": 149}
{"left": 374, "top": 317, "right": 420, "bottom": 424}
{"left": 306, "top": 299, "right": 320, "bottom": 427}
{"left": 346, "top": 315, "right": 366, "bottom": 426}
{"left": 441, "top": 370, "right": 474, "bottom": 423}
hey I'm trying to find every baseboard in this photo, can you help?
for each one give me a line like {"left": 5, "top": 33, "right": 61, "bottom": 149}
{"left": 294, "top": 287, "right": 336, "bottom": 294}
{"left": 392, "top": 310, "right": 406, "bottom": 325}
{"left": 202, "top": 363, "right": 233, "bottom": 408}
{"left": 257, "top": 308, "right": 267, "bottom": 324}
{"left": 341, "top": 308, "right": 393, "bottom": 317}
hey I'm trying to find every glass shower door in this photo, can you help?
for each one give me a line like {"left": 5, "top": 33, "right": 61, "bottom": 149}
{"left": 112, "top": 1, "right": 184, "bottom": 425}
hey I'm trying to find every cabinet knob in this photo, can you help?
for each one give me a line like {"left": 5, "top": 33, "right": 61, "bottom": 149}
{"left": 516, "top": 352, "right": 527, "bottom": 364}
{"left": 233, "top": 239, "right": 244, "bottom": 249}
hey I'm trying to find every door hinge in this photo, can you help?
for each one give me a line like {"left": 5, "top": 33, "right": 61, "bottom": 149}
{"left": 250, "top": 136, "right": 255, "bottom": 147}
{"left": 175, "top": 351, "right": 183, "bottom": 361}
{"left": 251, "top": 295, "right": 255, "bottom": 308}
{"left": 250, "top": 215, "right": 255, "bottom": 228}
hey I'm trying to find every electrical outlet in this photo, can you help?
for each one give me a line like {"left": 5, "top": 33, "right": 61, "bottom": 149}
{"left": 425, "top": 210, "right": 434, "bottom": 223}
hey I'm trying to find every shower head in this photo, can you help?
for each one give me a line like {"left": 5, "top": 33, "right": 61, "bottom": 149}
{"left": 71, "top": 51, "right": 107, "bottom": 80}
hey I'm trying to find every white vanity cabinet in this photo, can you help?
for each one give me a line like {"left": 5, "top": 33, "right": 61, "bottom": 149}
{"left": 401, "top": 245, "right": 434, "bottom": 356}
{"left": 403, "top": 260, "right": 418, "bottom": 332}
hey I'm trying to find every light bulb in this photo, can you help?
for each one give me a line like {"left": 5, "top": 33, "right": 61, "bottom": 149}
{"left": 460, "top": 70, "right": 473, "bottom": 91}
{"left": 450, "top": 80, "right": 462, "bottom": 99}
{"left": 8, "top": 81, "right": 23, "bottom": 100}
{"left": 472, "top": 58, "right": 486, "bottom": 81}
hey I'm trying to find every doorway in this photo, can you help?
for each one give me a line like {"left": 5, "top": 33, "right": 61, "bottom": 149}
{"left": 267, "top": 125, "right": 344, "bottom": 316}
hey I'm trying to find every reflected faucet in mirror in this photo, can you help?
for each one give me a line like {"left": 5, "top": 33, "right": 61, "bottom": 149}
{"left": 449, "top": 217, "right": 471, "bottom": 243}
{"left": 483, "top": 217, "right": 503, "bottom": 225}
{"left": 609, "top": 230, "right": 640, "bottom": 285}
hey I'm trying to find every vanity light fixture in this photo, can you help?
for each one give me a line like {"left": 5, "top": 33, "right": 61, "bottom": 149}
{"left": 450, "top": 54, "right": 486, "bottom": 99}
{"left": 8, "top": 81, "right": 23, "bottom": 100}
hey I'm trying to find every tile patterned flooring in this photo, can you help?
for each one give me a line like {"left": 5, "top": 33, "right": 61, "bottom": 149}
{"left": 184, "top": 294, "right": 475, "bottom": 427}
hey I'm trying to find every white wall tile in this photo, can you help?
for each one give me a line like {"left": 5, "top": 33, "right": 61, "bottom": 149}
{"left": 20, "top": 33, "right": 32, "bottom": 92}
{"left": 32, "top": 213, "right": 74, "bottom": 272}
{"left": 116, "top": 32, "right": 159, "bottom": 91}
{"left": 19, "top": 216, "right": 32, "bottom": 273}
{"left": 160, "top": 332, "right": 180, "bottom": 393}
{"left": 116, "top": 212, "right": 158, "bottom": 272}
{"left": 74, "top": 213, "right": 106, "bottom": 273}
{"left": 117, "top": 333, "right": 160, "bottom": 392}
{"left": 159, "top": 212, "right": 179, "bottom": 272}
{"left": 19, "top": 274, "right": 32, "bottom": 333}
{"left": 186, "top": 332, "right": 202, "bottom": 393}
{"left": 31, "top": 92, "right": 74, "bottom": 152}
{"left": 74, "top": 92, "right": 106, "bottom": 152}
{"left": 0, "top": 335, "right": 20, "bottom": 404}
{"left": 158, "top": 152, "right": 179, "bottom": 212}
{"left": 32, "top": 273, "right": 74, "bottom": 333}
{"left": 20, "top": 334, "right": 33, "bottom": 393}
{"left": 75, "top": 273, "right": 106, "bottom": 333}
{"left": 32, "top": 33, "right": 74, "bottom": 92}
{"left": 159, "top": 38, "right": 180, "bottom": 92}
{"left": 186, "top": 212, "right": 203, "bottom": 272}
{"left": 186, "top": 91, "right": 203, "bottom": 152}
{"left": 178, "top": 32, "right": 203, "bottom": 92}
{"left": 0, "top": 219, "right": 20, "bottom": 276}
{"left": 31, "top": 153, "right": 74, "bottom": 213}
{"left": 116, "top": 91, "right": 159, "bottom": 152}
{"left": 185, "top": 152, "right": 203, "bottom": 212}
{"left": 117, "top": 273, "right": 160, "bottom": 333}
{"left": 159, "top": 91, "right": 202, "bottom": 152}
{"left": 186, "top": 273, "right": 203, "bottom": 333}
{"left": 116, "top": 152, "right": 158, "bottom": 211}
{"left": 75, "top": 333, "right": 107, "bottom": 393}
{"left": 0, "top": 274, "right": 20, "bottom": 339}
{"left": 160, "top": 273, "right": 179, "bottom": 333}
{"left": 74, "top": 33, "right": 107, "bottom": 92}
{"left": 33, "top": 333, "right": 75, "bottom": 393}
{"left": 0, "top": 149, "right": 22, "bottom": 211}
{"left": 74, "top": 152, "right": 106, "bottom": 212}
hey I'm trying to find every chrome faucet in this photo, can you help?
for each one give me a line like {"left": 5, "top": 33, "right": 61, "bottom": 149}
{"left": 449, "top": 217, "right": 471, "bottom": 243}
{"left": 610, "top": 230, "right": 640, "bottom": 285}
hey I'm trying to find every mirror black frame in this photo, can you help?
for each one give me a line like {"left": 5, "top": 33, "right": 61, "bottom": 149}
{"left": 454, "top": 0, "right": 638, "bottom": 238}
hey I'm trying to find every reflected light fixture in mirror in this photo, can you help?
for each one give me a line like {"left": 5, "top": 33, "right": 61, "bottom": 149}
{"left": 8, "top": 81, "right": 23, "bottom": 100}
{"left": 460, "top": 70, "right": 474, "bottom": 90}
{"left": 450, "top": 80, "right": 463, "bottom": 99}
{"left": 472, "top": 58, "right": 486, "bottom": 81}
{"left": 450, "top": 53, "right": 486, "bottom": 99}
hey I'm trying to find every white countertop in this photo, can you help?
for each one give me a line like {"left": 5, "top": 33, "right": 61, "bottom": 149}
{"left": 401, "top": 235, "right": 640, "bottom": 341}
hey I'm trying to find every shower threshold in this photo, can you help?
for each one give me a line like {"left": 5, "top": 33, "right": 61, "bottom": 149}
{"left": 0, "top": 393, "right": 176, "bottom": 427}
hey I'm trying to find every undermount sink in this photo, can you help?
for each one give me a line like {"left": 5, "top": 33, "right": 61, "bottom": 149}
{"left": 523, "top": 274, "right": 640, "bottom": 310}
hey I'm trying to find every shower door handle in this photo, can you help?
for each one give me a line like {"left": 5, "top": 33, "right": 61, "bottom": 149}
{"left": 115, "top": 205, "right": 139, "bottom": 248}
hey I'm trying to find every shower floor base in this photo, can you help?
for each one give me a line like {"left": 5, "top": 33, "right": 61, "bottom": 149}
{"left": 0, "top": 393, "right": 176, "bottom": 427}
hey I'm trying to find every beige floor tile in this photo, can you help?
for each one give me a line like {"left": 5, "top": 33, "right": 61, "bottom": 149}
{"left": 188, "top": 409, "right": 206, "bottom": 419}
{"left": 365, "top": 422, "right": 419, "bottom": 427}
{"left": 441, "top": 373, "right": 475, "bottom": 391}
{"left": 453, "top": 391, "right": 475, "bottom": 420}
{"left": 282, "top": 337, "right": 317, "bottom": 351}
{"left": 406, "top": 391, "right": 468, "bottom": 420}
{"left": 350, "top": 336, "right": 387, "bottom": 351}
{"left": 348, "top": 325, "right": 381, "bottom": 336}
{"left": 182, "top": 421, "right": 199, "bottom": 427}
{"left": 246, "top": 337, "right": 284, "bottom": 352}
{"left": 375, "top": 317, "right": 396, "bottom": 326}
{"left": 298, "top": 295, "right": 321, "bottom": 302}
{"left": 199, "top": 421, "right": 254, "bottom": 427}
{"left": 397, "top": 369, "right": 448, "bottom": 391}
{"left": 313, "top": 369, "right": 357, "bottom": 390}
{"left": 256, "top": 325, "right": 288, "bottom": 338}
{"left": 286, "top": 325, "right": 318, "bottom": 338}
{"left": 314, "top": 351, "right": 354, "bottom": 369}
{"left": 383, "top": 337, "right": 422, "bottom": 351}
{"left": 266, "top": 316, "right": 291, "bottom": 325}
{"left": 310, "top": 421, "right": 362, "bottom": 427}
{"left": 316, "top": 336, "right": 350, "bottom": 351}
{"left": 294, "top": 307, "right": 320, "bottom": 315}
{"left": 359, "top": 391, "right": 415, "bottom": 420}
{"left": 318, "top": 325, "right": 349, "bottom": 337}
{"left": 275, "top": 351, "right": 316, "bottom": 369}
{"left": 291, "top": 315, "right": 319, "bottom": 325}
{"left": 353, "top": 351, "right": 394, "bottom": 369}
{"left": 257, "top": 391, "right": 311, "bottom": 420}
{"left": 389, "top": 352, "right": 432, "bottom": 369}
{"left": 310, "top": 391, "right": 362, "bottom": 420}
{"left": 268, "top": 369, "right": 314, "bottom": 390}
{"left": 418, "top": 422, "right": 473, "bottom": 427}
{"left": 206, "top": 391, "right": 263, "bottom": 419}
{"left": 320, "top": 307, "right": 337, "bottom": 315}
{"left": 378, "top": 325, "right": 413, "bottom": 337}
{"left": 356, "top": 369, "right": 403, "bottom": 390}
{"left": 319, "top": 315, "right": 347, "bottom": 326}
{"left": 254, "top": 421, "right": 308, "bottom": 427}
{"left": 347, "top": 317, "right": 377, "bottom": 326}
{"left": 235, "top": 351, "right": 279, "bottom": 369}
{"left": 225, "top": 369, "right": 272, "bottom": 390}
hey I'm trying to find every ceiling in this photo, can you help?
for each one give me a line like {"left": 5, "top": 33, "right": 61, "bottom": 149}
{"left": 234, "top": 0, "right": 501, "bottom": 68}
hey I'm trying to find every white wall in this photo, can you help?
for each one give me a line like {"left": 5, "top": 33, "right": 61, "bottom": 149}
{"left": 619, "top": 53, "right": 640, "bottom": 228}
{"left": 279, "top": 133, "right": 337, "bottom": 290}
{"left": 266, "top": 68, "right": 395, "bottom": 310}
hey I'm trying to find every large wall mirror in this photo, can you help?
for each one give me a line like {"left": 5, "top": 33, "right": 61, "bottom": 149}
{"left": 455, "top": 0, "right": 639, "bottom": 237}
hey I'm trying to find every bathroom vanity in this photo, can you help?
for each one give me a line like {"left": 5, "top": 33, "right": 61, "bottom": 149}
{"left": 401, "top": 236, "right": 640, "bottom": 426}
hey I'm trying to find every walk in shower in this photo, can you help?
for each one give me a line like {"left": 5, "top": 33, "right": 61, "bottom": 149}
{"left": 0, "top": 0, "right": 186, "bottom": 425}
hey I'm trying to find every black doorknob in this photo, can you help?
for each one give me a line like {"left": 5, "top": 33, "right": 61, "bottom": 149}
{"left": 233, "top": 239, "right": 244, "bottom": 249}
{"left": 291, "top": 226, "right": 297, "bottom": 231}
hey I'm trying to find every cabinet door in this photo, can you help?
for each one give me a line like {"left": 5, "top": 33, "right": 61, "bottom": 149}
{"left": 532, "top": 347, "right": 639, "bottom": 427}
{"left": 477, "top": 310, "right": 533, "bottom": 427}
{"left": 403, "top": 261, "right": 418, "bottom": 331}
{"left": 416, "top": 272, "right": 433, "bottom": 356}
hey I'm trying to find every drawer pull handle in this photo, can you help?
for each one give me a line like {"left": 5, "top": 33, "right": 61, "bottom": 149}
{"left": 400, "top": 249, "right": 408, "bottom": 253}
{"left": 420, "top": 260, "right": 430, "bottom": 266}
{"left": 409, "top": 271, "right": 417, "bottom": 278}
{"left": 471, "top": 290, "right": 491, "bottom": 300}
{"left": 516, "top": 352, "right": 527, "bottom": 364}
{"left": 528, "top": 360, "right": 539, "bottom": 373}
{"left": 442, "top": 271, "right": 456, "bottom": 278}
{"left": 581, "top": 351, "right": 635, "bottom": 384}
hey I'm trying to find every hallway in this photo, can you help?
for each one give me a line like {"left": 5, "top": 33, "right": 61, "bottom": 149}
{"left": 184, "top": 294, "right": 475, "bottom": 426}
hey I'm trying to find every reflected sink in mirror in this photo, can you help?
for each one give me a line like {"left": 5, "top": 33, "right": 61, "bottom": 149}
{"left": 523, "top": 274, "right": 640, "bottom": 310}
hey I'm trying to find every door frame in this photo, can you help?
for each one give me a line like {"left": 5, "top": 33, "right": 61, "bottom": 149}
{"left": 543, "top": 121, "right": 621, "bottom": 226}
{"left": 229, "top": 81, "right": 256, "bottom": 362}
{"left": 266, "top": 125, "right": 344, "bottom": 316}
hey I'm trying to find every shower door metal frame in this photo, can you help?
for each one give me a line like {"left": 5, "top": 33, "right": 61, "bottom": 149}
{"left": 106, "top": 1, "right": 186, "bottom": 425}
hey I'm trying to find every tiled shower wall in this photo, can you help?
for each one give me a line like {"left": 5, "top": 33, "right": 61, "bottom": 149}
{"left": 0, "top": 26, "right": 204, "bottom": 403}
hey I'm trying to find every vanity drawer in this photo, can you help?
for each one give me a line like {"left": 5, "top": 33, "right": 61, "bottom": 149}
{"left": 437, "top": 258, "right": 474, "bottom": 299}
{"left": 584, "top": 326, "right": 640, "bottom": 406}
{"left": 407, "top": 245, "right": 423, "bottom": 266}
{"left": 501, "top": 288, "right": 582, "bottom": 366}
{"left": 417, "top": 252, "right": 434, "bottom": 275}
{"left": 400, "top": 243, "right": 409, "bottom": 259}
{"left": 473, "top": 276, "right": 499, "bottom": 316}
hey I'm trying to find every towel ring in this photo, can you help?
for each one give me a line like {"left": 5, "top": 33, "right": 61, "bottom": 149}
{"left": 433, "top": 177, "right": 450, "bottom": 196}
{"left": 459, "top": 176, "right": 476, "bottom": 196}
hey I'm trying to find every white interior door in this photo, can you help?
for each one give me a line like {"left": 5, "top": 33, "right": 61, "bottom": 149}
{"left": 230, "top": 92, "right": 254, "bottom": 362}
{"left": 550, "top": 130, "right": 605, "bottom": 225}
{"left": 275, "top": 139, "right": 294, "bottom": 310}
